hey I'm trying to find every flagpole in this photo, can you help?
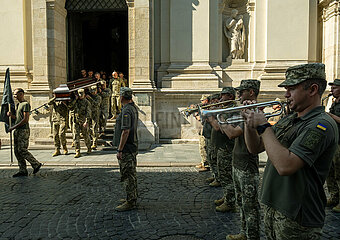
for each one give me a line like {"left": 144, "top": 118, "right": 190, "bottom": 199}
{"left": 8, "top": 103, "right": 13, "bottom": 164}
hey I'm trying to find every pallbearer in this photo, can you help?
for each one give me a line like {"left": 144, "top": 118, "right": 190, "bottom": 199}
{"left": 69, "top": 89, "right": 92, "bottom": 158}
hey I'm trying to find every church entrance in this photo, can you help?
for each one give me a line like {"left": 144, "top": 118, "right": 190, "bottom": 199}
{"left": 65, "top": 0, "right": 128, "bottom": 81}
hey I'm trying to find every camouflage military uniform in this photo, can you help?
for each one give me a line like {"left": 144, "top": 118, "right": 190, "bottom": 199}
{"left": 232, "top": 128, "right": 260, "bottom": 240}
{"left": 217, "top": 131, "right": 235, "bottom": 208}
{"left": 114, "top": 88, "right": 139, "bottom": 205}
{"left": 48, "top": 99, "right": 69, "bottom": 151}
{"left": 111, "top": 77, "right": 126, "bottom": 117}
{"left": 231, "top": 80, "right": 261, "bottom": 240}
{"left": 261, "top": 63, "right": 338, "bottom": 239}
{"left": 87, "top": 88, "right": 102, "bottom": 148}
{"left": 14, "top": 101, "right": 41, "bottom": 174}
{"left": 69, "top": 95, "right": 92, "bottom": 154}
{"left": 326, "top": 89, "right": 340, "bottom": 207}
{"left": 199, "top": 135, "right": 207, "bottom": 165}
{"left": 99, "top": 86, "right": 112, "bottom": 132}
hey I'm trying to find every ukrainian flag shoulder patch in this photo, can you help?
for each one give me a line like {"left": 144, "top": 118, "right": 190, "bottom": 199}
{"left": 316, "top": 123, "right": 327, "bottom": 131}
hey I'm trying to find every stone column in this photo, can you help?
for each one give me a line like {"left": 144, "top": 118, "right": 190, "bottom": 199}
{"left": 27, "top": 0, "right": 67, "bottom": 141}
{"left": 127, "top": 0, "right": 158, "bottom": 149}
{"left": 320, "top": 0, "right": 340, "bottom": 81}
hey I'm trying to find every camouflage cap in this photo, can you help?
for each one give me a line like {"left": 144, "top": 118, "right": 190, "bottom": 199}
{"left": 77, "top": 89, "right": 85, "bottom": 95}
{"left": 278, "top": 63, "right": 326, "bottom": 87}
{"left": 200, "top": 94, "right": 210, "bottom": 101}
{"left": 90, "top": 85, "right": 97, "bottom": 92}
{"left": 210, "top": 93, "right": 220, "bottom": 100}
{"left": 235, "top": 79, "right": 261, "bottom": 92}
{"left": 329, "top": 79, "right": 340, "bottom": 86}
{"left": 120, "top": 87, "right": 133, "bottom": 98}
{"left": 221, "top": 87, "right": 235, "bottom": 96}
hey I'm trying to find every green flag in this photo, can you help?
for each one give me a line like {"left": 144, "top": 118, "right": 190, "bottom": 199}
{"left": 0, "top": 68, "right": 16, "bottom": 133}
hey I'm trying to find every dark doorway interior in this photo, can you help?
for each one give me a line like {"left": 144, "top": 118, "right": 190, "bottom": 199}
{"left": 67, "top": 11, "right": 128, "bottom": 81}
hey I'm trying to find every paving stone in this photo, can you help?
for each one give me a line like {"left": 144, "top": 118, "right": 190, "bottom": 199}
{"left": 0, "top": 163, "right": 338, "bottom": 239}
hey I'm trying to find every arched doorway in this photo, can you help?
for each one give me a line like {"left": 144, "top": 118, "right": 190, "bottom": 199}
{"left": 65, "top": 0, "right": 128, "bottom": 80}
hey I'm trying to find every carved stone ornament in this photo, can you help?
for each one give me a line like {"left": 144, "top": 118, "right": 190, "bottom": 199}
{"left": 224, "top": 9, "right": 246, "bottom": 60}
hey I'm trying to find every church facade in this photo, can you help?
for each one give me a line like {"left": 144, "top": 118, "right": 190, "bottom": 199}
{"left": 0, "top": 0, "right": 339, "bottom": 148}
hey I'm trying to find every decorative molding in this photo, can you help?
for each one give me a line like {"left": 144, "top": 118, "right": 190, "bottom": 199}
{"left": 322, "top": 1, "right": 340, "bottom": 22}
{"left": 126, "top": 0, "right": 134, "bottom": 8}
{"left": 247, "top": 0, "right": 255, "bottom": 13}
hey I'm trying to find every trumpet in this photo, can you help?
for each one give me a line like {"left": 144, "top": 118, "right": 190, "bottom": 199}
{"left": 322, "top": 93, "right": 332, "bottom": 106}
{"left": 200, "top": 101, "right": 285, "bottom": 124}
{"left": 181, "top": 99, "right": 238, "bottom": 118}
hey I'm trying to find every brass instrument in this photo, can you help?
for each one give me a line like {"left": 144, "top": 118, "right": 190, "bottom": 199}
{"left": 322, "top": 93, "right": 332, "bottom": 106}
{"left": 181, "top": 99, "right": 238, "bottom": 118}
{"left": 200, "top": 101, "right": 285, "bottom": 124}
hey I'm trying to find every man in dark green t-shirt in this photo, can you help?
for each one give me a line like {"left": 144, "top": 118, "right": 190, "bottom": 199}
{"left": 7, "top": 88, "right": 42, "bottom": 177}
{"left": 208, "top": 87, "right": 237, "bottom": 213}
{"left": 326, "top": 78, "right": 340, "bottom": 212}
{"left": 114, "top": 87, "right": 138, "bottom": 212}
{"left": 243, "top": 63, "right": 338, "bottom": 239}
{"left": 219, "top": 80, "right": 261, "bottom": 240}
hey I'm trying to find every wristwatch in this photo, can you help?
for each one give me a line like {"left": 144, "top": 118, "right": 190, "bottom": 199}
{"left": 256, "top": 123, "right": 271, "bottom": 135}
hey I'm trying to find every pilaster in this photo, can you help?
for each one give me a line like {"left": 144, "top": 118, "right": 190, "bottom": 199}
{"left": 127, "top": 0, "right": 158, "bottom": 149}
{"left": 320, "top": 0, "right": 340, "bottom": 81}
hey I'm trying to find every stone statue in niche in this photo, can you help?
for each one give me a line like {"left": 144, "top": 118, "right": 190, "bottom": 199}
{"left": 224, "top": 9, "right": 245, "bottom": 60}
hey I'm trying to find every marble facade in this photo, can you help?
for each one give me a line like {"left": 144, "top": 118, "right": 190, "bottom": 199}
{"left": 0, "top": 0, "right": 339, "bottom": 147}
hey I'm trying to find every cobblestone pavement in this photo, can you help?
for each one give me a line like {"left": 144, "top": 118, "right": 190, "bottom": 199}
{"left": 0, "top": 167, "right": 339, "bottom": 240}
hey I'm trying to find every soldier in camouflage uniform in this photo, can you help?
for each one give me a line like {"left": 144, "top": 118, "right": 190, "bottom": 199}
{"left": 220, "top": 80, "right": 261, "bottom": 240}
{"left": 99, "top": 80, "right": 112, "bottom": 133}
{"left": 119, "top": 72, "right": 128, "bottom": 87}
{"left": 243, "top": 63, "right": 338, "bottom": 239}
{"left": 208, "top": 87, "right": 236, "bottom": 212}
{"left": 114, "top": 87, "right": 139, "bottom": 212}
{"left": 207, "top": 93, "right": 221, "bottom": 186}
{"left": 326, "top": 79, "right": 340, "bottom": 212}
{"left": 69, "top": 89, "right": 92, "bottom": 158}
{"left": 111, "top": 71, "right": 126, "bottom": 119}
{"left": 195, "top": 94, "right": 210, "bottom": 170}
{"left": 87, "top": 85, "right": 102, "bottom": 149}
{"left": 7, "top": 88, "right": 42, "bottom": 177}
{"left": 48, "top": 96, "right": 69, "bottom": 156}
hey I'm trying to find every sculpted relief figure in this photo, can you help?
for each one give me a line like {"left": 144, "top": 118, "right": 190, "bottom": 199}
{"left": 224, "top": 9, "right": 246, "bottom": 60}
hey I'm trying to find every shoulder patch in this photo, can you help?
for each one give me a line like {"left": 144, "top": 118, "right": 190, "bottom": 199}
{"left": 300, "top": 129, "right": 324, "bottom": 151}
{"left": 316, "top": 122, "right": 327, "bottom": 131}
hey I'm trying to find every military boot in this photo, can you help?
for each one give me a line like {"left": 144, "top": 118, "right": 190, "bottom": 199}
{"left": 216, "top": 202, "right": 236, "bottom": 212}
{"left": 214, "top": 198, "right": 225, "bottom": 206}
{"left": 209, "top": 180, "right": 221, "bottom": 187}
{"left": 63, "top": 145, "right": 68, "bottom": 155}
{"left": 52, "top": 149, "right": 61, "bottom": 157}
{"left": 206, "top": 177, "right": 215, "bottom": 183}
{"left": 87, "top": 147, "right": 92, "bottom": 154}
{"left": 115, "top": 201, "right": 136, "bottom": 212}
{"left": 91, "top": 144, "right": 97, "bottom": 150}
{"left": 333, "top": 204, "right": 340, "bottom": 213}
{"left": 74, "top": 150, "right": 81, "bottom": 158}
{"left": 226, "top": 233, "right": 246, "bottom": 240}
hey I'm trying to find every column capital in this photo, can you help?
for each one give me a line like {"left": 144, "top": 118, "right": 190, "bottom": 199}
{"left": 126, "top": 0, "right": 134, "bottom": 8}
